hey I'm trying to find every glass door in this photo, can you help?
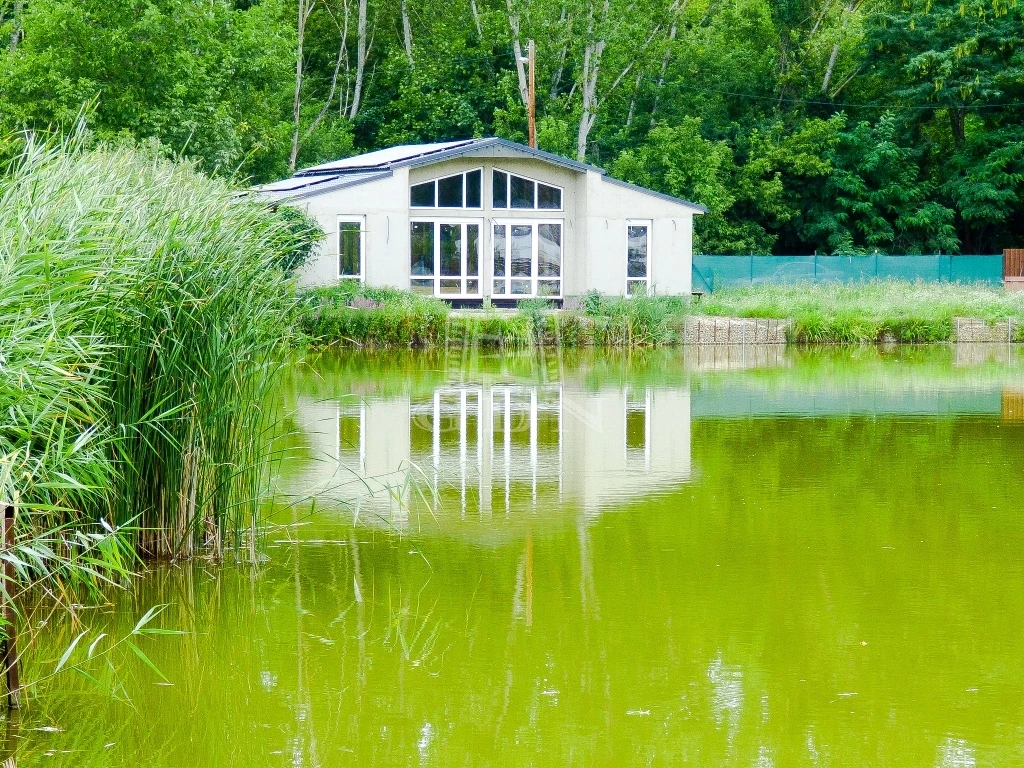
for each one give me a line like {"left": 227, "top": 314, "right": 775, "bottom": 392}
{"left": 491, "top": 219, "right": 562, "bottom": 298}
{"left": 410, "top": 220, "right": 481, "bottom": 297}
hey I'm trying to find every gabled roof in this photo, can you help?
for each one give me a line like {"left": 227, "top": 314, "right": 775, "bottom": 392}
{"left": 253, "top": 137, "right": 707, "bottom": 212}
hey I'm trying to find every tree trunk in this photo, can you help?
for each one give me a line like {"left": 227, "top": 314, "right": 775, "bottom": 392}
{"left": 506, "top": 0, "right": 530, "bottom": 109}
{"left": 651, "top": 0, "right": 685, "bottom": 126}
{"left": 949, "top": 106, "right": 966, "bottom": 146}
{"left": 549, "top": 8, "right": 572, "bottom": 100}
{"left": 821, "top": 42, "right": 840, "bottom": 92}
{"left": 470, "top": 0, "right": 484, "bottom": 39}
{"left": 8, "top": 0, "right": 23, "bottom": 53}
{"left": 401, "top": 0, "right": 414, "bottom": 64}
{"left": 289, "top": 0, "right": 315, "bottom": 172}
{"left": 348, "top": 0, "right": 368, "bottom": 119}
{"left": 576, "top": 0, "right": 610, "bottom": 161}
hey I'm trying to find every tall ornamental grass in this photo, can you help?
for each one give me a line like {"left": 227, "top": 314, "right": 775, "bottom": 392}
{"left": 1, "top": 135, "right": 301, "bottom": 560}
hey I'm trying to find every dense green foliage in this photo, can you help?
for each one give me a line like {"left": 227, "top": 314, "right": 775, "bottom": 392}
{"left": 0, "top": 137, "right": 300, "bottom": 563}
{"left": 1, "top": 0, "right": 1020, "bottom": 254}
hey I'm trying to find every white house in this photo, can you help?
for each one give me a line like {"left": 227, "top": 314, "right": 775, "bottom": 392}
{"left": 255, "top": 137, "right": 706, "bottom": 303}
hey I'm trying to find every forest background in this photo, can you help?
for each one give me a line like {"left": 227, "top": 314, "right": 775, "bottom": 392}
{"left": 0, "top": 0, "right": 1020, "bottom": 255}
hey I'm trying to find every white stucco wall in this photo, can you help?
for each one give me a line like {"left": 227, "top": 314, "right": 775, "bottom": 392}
{"left": 284, "top": 150, "right": 699, "bottom": 297}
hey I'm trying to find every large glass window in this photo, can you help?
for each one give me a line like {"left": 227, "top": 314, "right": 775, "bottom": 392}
{"left": 410, "top": 169, "right": 483, "bottom": 209}
{"left": 338, "top": 218, "right": 363, "bottom": 279}
{"left": 410, "top": 221, "right": 435, "bottom": 295}
{"left": 626, "top": 220, "right": 650, "bottom": 295}
{"left": 492, "top": 169, "right": 562, "bottom": 211}
{"left": 410, "top": 220, "right": 482, "bottom": 297}
{"left": 492, "top": 219, "right": 562, "bottom": 298}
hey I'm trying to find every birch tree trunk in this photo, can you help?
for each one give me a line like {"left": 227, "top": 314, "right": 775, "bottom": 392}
{"left": 470, "top": 0, "right": 484, "bottom": 39}
{"left": 401, "top": 0, "right": 414, "bottom": 64}
{"left": 289, "top": 0, "right": 317, "bottom": 172}
{"left": 506, "top": 0, "right": 530, "bottom": 109}
{"left": 576, "top": 0, "right": 610, "bottom": 161}
{"left": 349, "top": 0, "right": 368, "bottom": 119}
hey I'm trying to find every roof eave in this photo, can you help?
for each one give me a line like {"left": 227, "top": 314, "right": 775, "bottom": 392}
{"left": 600, "top": 175, "right": 708, "bottom": 213}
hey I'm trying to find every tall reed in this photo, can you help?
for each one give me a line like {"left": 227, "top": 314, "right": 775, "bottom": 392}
{"left": 1, "top": 134, "right": 301, "bottom": 559}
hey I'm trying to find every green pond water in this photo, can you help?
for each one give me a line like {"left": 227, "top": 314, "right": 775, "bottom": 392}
{"left": 14, "top": 344, "right": 1024, "bottom": 766}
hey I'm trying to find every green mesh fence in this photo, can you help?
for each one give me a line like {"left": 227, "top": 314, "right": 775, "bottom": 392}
{"left": 692, "top": 255, "right": 1003, "bottom": 292}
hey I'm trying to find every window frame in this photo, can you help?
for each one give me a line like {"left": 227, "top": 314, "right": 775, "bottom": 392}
{"left": 625, "top": 219, "right": 652, "bottom": 295}
{"left": 491, "top": 217, "right": 564, "bottom": 299}
{"left": 409, "top": 217, "right": 484, "bottom": 299}
{"left": 337, "top": 215, "right": 366, "bottom": 281}
{"left": 491, "top": 167, "right": 564, "bottom": 212}
{"left": 409, "top": 168, "right": 485, "bottom": 210}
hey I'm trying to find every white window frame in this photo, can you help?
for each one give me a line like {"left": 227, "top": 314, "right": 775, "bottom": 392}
{"left": 337, "top": 215, "right": 366, "bottom": 281}
{"left": 625, "top": 219, "right": 652, "bottom": 295}
{"left": 409, "top": 167, "right": 484, "bottom": 210}
{"left": 491, "top": 167, "right": 564, "bottom": 212}
{"left": 491, "top": 218, "right": 564, "bottom": 299}
{"left": 409, "top": 217, "right": 484, "bottom": 299}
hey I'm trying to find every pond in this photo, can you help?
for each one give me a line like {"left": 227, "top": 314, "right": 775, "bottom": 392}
{"left": 15, "top": 344, "right": 1024, "bottom": 766}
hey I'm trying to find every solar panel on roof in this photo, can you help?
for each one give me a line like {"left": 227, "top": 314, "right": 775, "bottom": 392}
{"left": 296, "top": 140, "right": 478, "bottom": 175}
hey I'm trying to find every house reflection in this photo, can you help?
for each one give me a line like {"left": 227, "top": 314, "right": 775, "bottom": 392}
{"left": 284, "top": 380, "right": 692, "bottom": 522}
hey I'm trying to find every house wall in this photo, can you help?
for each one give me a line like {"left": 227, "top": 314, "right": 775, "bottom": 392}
{"left": 289, "top": 152, "right": 696, "bottom": 297}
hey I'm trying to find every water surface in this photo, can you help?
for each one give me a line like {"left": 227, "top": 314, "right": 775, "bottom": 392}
{"left": 16, "top": 344, "right": 1024, "bottom": 766}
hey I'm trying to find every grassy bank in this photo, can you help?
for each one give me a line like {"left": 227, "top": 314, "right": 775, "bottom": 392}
{"left": 299, "top": 281, "right": 1024, "bottom": 347}
{"left": 298, "top": 284, "right": 689, "bottom": 348}
{"left": 695, "top": 282, "right": 1024, "bottom": 343}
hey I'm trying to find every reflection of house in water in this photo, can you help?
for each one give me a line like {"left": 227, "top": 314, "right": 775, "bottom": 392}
{"left": 283, "top": 381, "right": 691, "bottom": 520}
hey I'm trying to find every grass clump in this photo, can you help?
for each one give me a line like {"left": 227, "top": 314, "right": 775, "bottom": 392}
{"left": 695, "top": 281, "right": 1024, "bottom": 343}
{"left": 298, "top": 283, "right": 450, "bottom": 347}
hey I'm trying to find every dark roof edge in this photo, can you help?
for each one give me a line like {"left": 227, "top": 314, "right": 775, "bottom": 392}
{"left": 256, "top": 170, "right": 393, "bottom": 202}
{"left": 601, "top": 175, "right": 708, "bottom": 213}
{"left": 394, "top": 137, "right": 606, "bottom": 174}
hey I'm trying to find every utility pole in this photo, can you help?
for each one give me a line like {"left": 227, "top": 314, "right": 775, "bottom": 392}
{"left": 527, "top": 39, "right": 537, "bottom": 148}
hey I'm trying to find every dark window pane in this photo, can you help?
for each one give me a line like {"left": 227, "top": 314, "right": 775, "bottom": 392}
{"left": 537, "top": 183, "right": 561, "bottom": 209}
{"left": 466, "top": 224, "right": 479, "bottom": 276}
{"left": 538, "top": 223, "right": 561, "bottom": 277}
{"left": 538, "top": 280, "right": 561, "bottom": 297}
{"left": 438, "top": 174, "right": 463, "bottom": 207}
{"left": 410, "top": 278, "right": 434, "bottom": 295}
{"left": 492, "top": 279, "right": 506, "bottom": 295}
{"left": 440, "top": 223, "right": 462, "bottom": 276}
{"left": 511, "top": 279, "right": 532, "bottom": 294}
{"left": 511, "top": 224, "right": 532, "bottom": 276}
{"left": 626, "top": 408, "right": 646, "bottom": 449}
{"left": 492, "top": 224, "right": 506, "bottom": 277}
{"left": 466, "top": 279, "right": 479, "bottom": 295}
{"left": 410, "top": 181, "right": 435, "bottom": 207}
{"left": 466, "top": 169, "right": 482, "bottom": 207}
{"left": 510, "top": 175, "right": 535, "bottom": 208}
{"left": 339, "top": 412, "right": 361, "bottom": 452}
{"left": 627, "top": 280, "right": 647, "bottom": 296}
{"left": 339, "top": 221, "right": 361, "bottom": 277}
{"left": 410, "top": 221, "right": 434, "bottom": 276}
{"left": 627, "top": 225, "right": 648, "bottom": 278}
{"left": 492, "top": 170, "right": 508, "bottom": 208}
{"left": 439, "top": 278, "right": 461, "bottom": 294}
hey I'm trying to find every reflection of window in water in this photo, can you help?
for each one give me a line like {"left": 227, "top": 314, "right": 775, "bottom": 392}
{"left": 408, "top": 384, "right": 562, "bottom": 515}
{"left": 625, "top": 387, "right": 651, "bottom": 470}
{"left": 337, "top": 403, "right": 366, "bottom": 475}
{"left": 491, "top": 386, "right": 562, "bottom": 510}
